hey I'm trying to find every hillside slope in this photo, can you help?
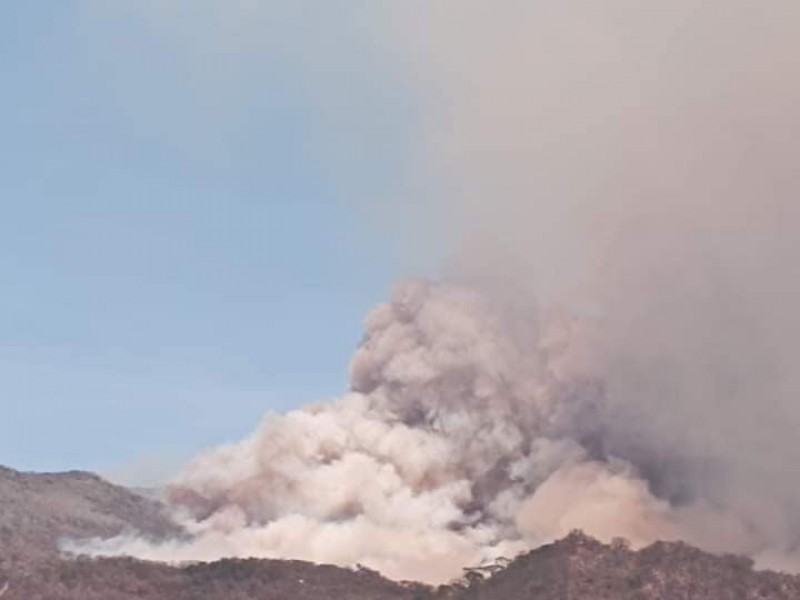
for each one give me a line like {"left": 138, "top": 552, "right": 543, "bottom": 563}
{"left": 0, "top": 556, "right": 426, "bottom": 600}
{"left": 3, "top": 532, "right": 799, "bottom": 600}
{"left": 3, "top": 466, "right": 800, "bottom": 599}
{"left": 0, "top": 465, "right": 181, "bottom": 568}
{"left": 450, "top": 532, "right": 800, "bottom": 600}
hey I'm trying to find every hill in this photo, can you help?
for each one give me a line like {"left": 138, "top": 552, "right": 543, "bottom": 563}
{"left": 446, "top": 532, "right": 800, "bottom": 599}
{"left": 2, "top": 466, "right": 800, "bottom": 599}
{"left": 0, "top": 465, "right": 181, "bottom": 568}
{"left": 0, "top": 556, "right": 426, "bottom": 600}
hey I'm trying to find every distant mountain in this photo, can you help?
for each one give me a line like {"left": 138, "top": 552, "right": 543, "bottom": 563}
{"left": 2, "top": 465, "right": 800, "bottom": 599}
{"left": 0, "top": 465, "right": 181, "bottom": 568}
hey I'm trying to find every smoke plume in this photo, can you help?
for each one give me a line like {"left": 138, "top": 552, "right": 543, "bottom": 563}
{"left": 77, "top": 277, "right": 797, "bottom": 583}
{"left": 75, "top": 0, "right": 800, "bottom": 585}
{"left": 78, "top": 280, "right": 671, "bottom": 582}
{"left": 389, "top": 0, "right": 800, "bottom": 572}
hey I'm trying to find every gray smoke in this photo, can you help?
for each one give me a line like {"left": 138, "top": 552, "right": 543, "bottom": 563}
{"left": 386, "top": 0, "right": 800, "bottom": 573}
{"left": 76, "top": 0, "right": 800, "bottom": 584}
{"left": 78, "top": 278, "right": 798, "bottom": 582}
{"left": 79, "top": 280, "right": 667, "bottom": 582}
{"left": 408, "top": 0, "right": 800, "bottom": 539}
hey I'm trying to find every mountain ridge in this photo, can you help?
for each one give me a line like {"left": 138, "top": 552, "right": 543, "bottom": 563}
{"left": 2, "top": 465, "right": 799, "bottom": 599}
{"left": 0, "top": 464, "right": 182, "bottom": 569}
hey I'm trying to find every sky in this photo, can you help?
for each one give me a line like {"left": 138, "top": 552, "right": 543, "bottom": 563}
{"left": 0, "top": 3, "right": 423, "bottom": 481}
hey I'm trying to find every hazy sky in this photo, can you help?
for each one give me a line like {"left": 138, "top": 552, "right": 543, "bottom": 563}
{"left": 8, "top": 1, "right": 799, "bottom": 496}
{"left": 0, "top": 3, "right": 420, "bottom": 480}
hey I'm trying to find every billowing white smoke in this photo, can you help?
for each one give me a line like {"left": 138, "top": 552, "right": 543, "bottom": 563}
{"left": 77, "top": 279, "right": 795, "bottom": 583}
{"left": 67, "top": 0, "right": 800, "bottom": 584}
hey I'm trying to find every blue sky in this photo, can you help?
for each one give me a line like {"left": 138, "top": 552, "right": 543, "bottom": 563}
{"left": 1, "top": 3, "right": 424, "bottom": 480}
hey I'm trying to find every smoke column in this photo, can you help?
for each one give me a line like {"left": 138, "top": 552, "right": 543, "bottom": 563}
{"left": 384, "top": 0, "right": 800, "bottom": 573}
{"left": 74, "top": 0, "right": 800, "bottom": 584}
{"left": 79, "top": 280, "right": 687, "bottom": 583}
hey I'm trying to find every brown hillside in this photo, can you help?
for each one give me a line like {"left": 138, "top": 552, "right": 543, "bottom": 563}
{"left": 0, "top": 465, "right": 181, "bottom": 568}
{"left": 452, "top": 531, "right": 800, "bottom": 600}
{"left": 3, "top": 466, "right": 800, "bottom": 599}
